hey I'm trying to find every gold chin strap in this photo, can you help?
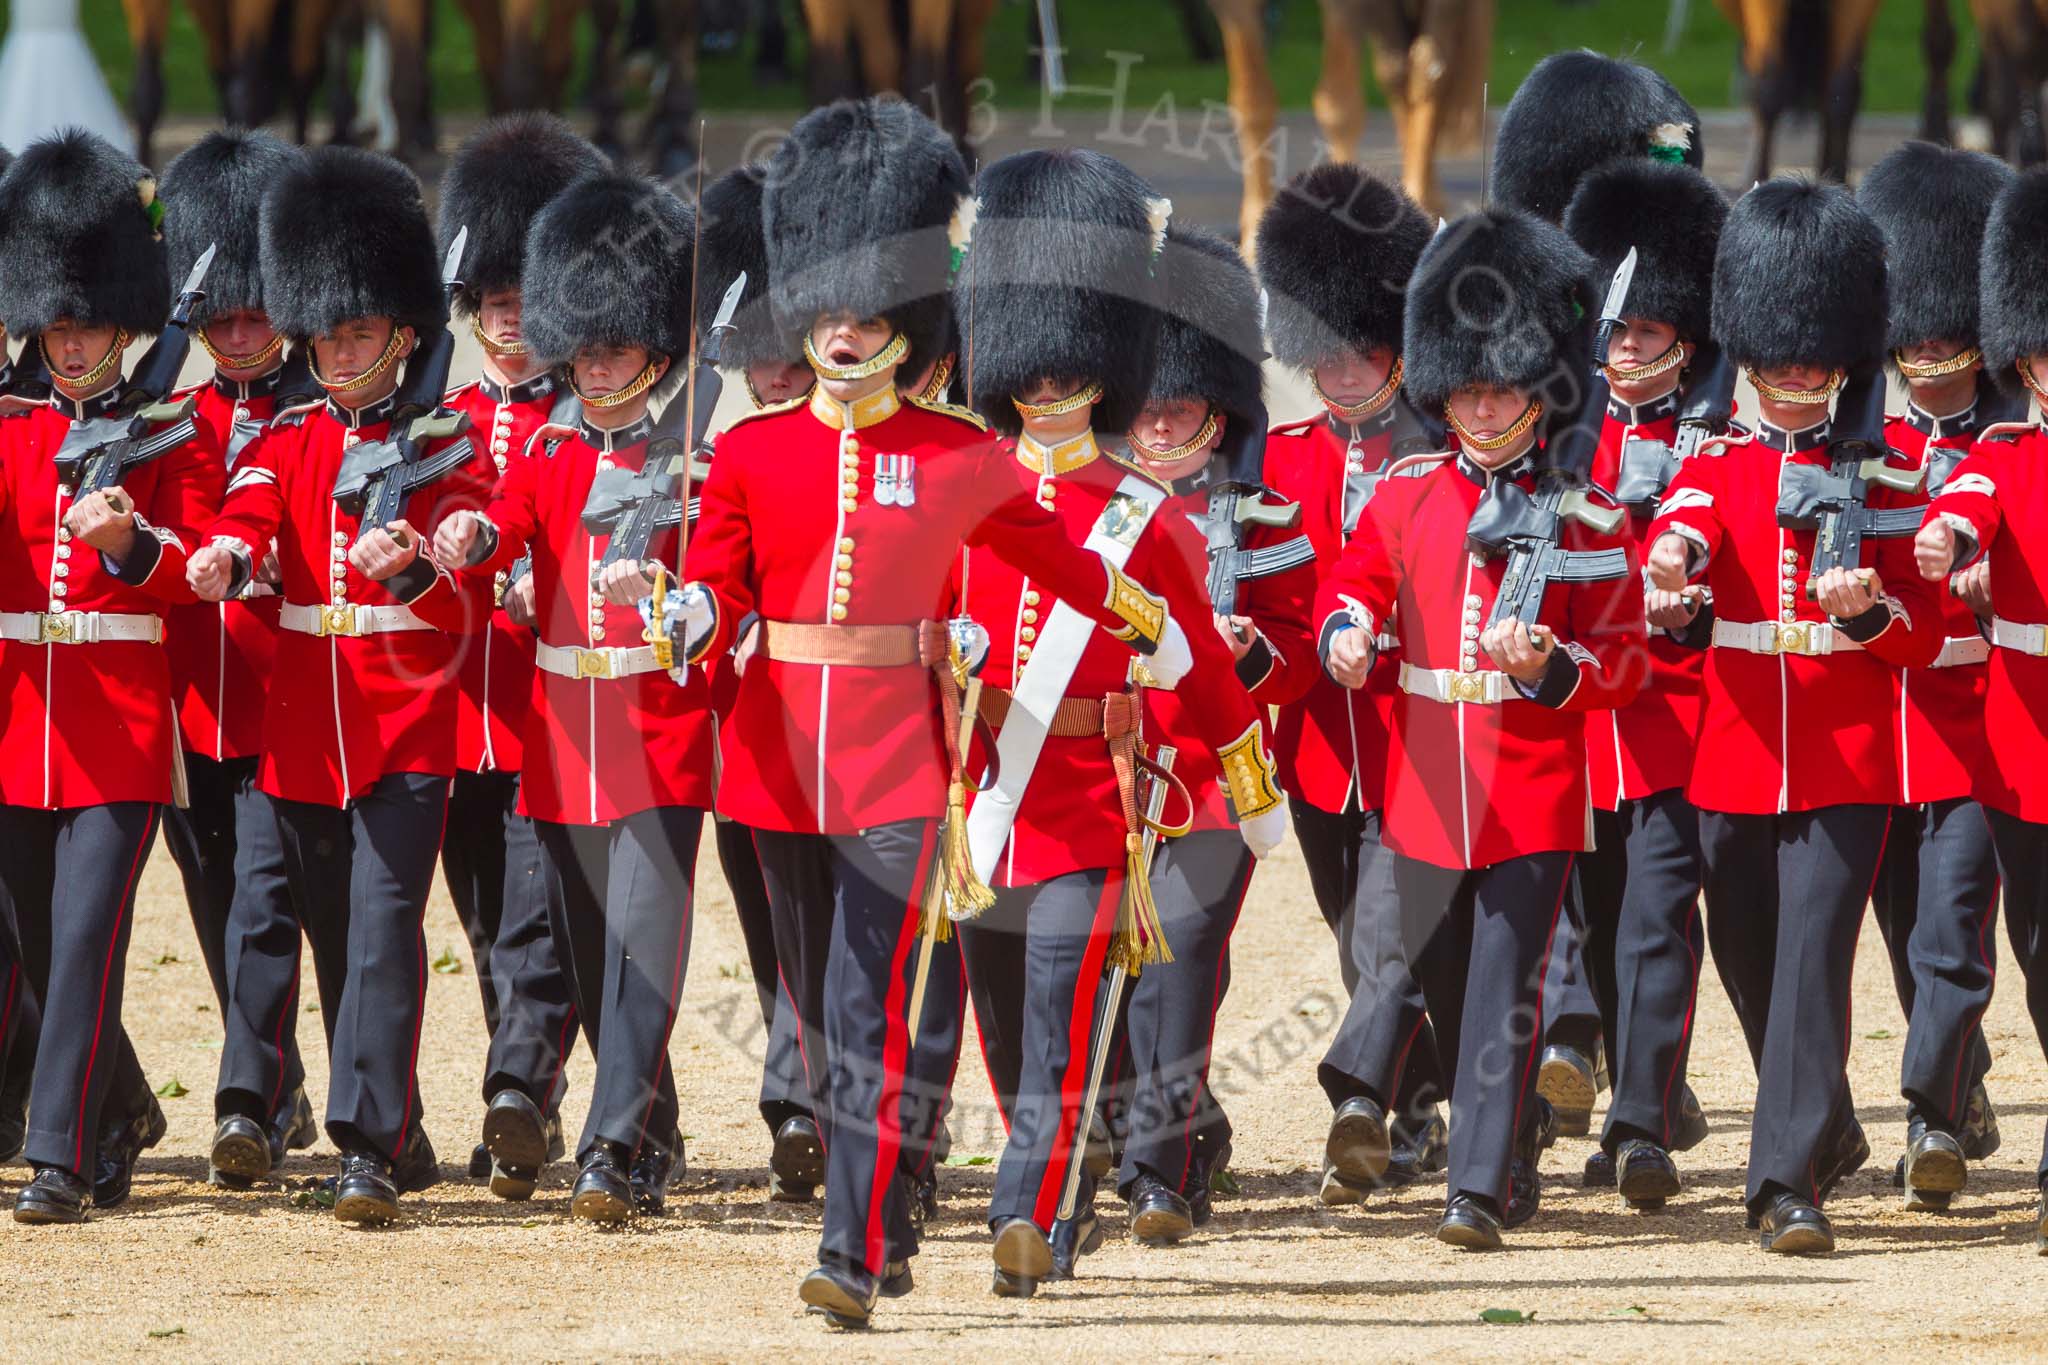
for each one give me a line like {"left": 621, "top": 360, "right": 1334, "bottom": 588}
{"left": 916, "top": 351, "right": 955, "bottom": 403}
{"left": 1129, "top": 406, "right": 1220, "bottom": 463}
{"left": 1604, "top": 340, "right": 1687, "bottom": 386}
{"left": 804, "top": 330, "right": 909, "bottom": 382}
{"left": 1013, "top": 380, "right": 1104, "bottom": 421}
{"left": 1746, "top": 366, "right": 1844, "bottom": 406}
{"left": 2018, "top": 359, "right": 2048, "bottom": 408}
{"left": 197, "top": 325, "right": 284, "bottom": 372}
{"left": 472, "top": 319, "right": 528, "bottom": 358}
{"left": 573, "top": 359, "right": 663, "bottom": 409}
{"left": 1313, "top": 358, "right": 1402, "bottom": 424}
{"left": 1895, "top": 346, "right": 1981, "bottom": 380}
{"left": 44, "top": 329, "right": 131, "bottom": 392}
{"left": 1444, "top": 397, "right": 1543, "bottom": 453}
{"left": 312, "top": 327, "right": 407, "bottom": 394}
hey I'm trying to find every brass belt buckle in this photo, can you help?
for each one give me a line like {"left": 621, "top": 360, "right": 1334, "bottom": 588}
{"left": 1449, "top": 671, "right": 1486, "bottom": 704}
{"left": 577, "top": 649, "right": 614, "bottom": 680}
{"left": 36, "top": 611, "right": 71, "bottom": 644}
{"left": 322, "top": 605, "right": 360, "bottom": 637}
{"left": 1775, "top": 621, "right": 1809, "bottom": 656}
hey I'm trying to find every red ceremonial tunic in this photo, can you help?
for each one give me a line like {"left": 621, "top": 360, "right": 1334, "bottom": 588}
{"left": 1922, "top": 422, "right": 2048, "bottom": 821}
{"left": 1585, "top": 392, "right": 1705, "bottom": 809}
{"left": 1647, "top": 418, "right": 1942, "bottom": 815}
{"left": 1266, "top": 412, "right": 1403, "bottom": 814}
{"left": 1141, "top": 461, "right": 1315, "bottom": 836}
{"left": 205, "top": 394, "right": 495, "bottom": 807}
{"left": 953, "top": 433, "right": 1263, "bottom": 883}
{"left": 471, "top": 412, "right": 713, "bottom": 825}
{"left": 445, "top": 374, "right": 563, "bottom": 774}
{"left": 1884, "top": 406, "right": 1990, "bottom": 806}
{"left": 686, "top": 386, "right": 1148, "bottom": 835}
{"left": 0, "top": 387, "right": 222, "bottom": 807}
{"left": 1314, "top": 447, "right": 1648, "bottom": 871}
{"left": 166, "top": 375, "right": 286, "bottom": 763}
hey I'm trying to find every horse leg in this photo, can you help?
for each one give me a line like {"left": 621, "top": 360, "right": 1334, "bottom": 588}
{"left": 1312, "top": 0, "right": 1368, "bottom": 163}
{"left": 538, "top": 0, "right": 584, "bottom": 109}
{"left": 904, "top": 0, "right": 958, "bottom": 134}
{"left": 122, "top": 0, "right": 168, "bottom": 167}
{"left": 588, "top": 0, "right": 628, "bottom": 163}
{"left": 1402, "top": 2, "right": 1463, "bottom": 215}
{"left": 375, "top": 0, "right": 434, "bottom": 161}
{"left": 801, "top": 0, "right": 860, "bottom": 103}
{"left": 1922, "top": 0, "right": 1956, "bottom": 142}
{"left": 499, "top": 0, "right": 541, "bottom": 110}
{"left": 1821, "top": 0, "right": 1881, "bottom": 180}
{"left": 644, "top": 0, "right": 699, "bottom": 178}
{"left": 1213, "top": 0, "right": 1279, "bottom": 248}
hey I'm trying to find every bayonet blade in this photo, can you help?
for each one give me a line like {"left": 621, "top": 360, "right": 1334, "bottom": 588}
{"left": 1600, "top": 247, "right": 1638, "bottom": 327}
{"left": 442, "top": 226, "right": 470, "bottom": 286}
{"left": 179, "top": 243, "right": 218, "bottom": 300}
{"left": 709, "top": 271, "right": 747, "bottom": 335}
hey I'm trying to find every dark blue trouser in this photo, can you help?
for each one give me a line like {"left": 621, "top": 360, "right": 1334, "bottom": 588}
{"left": 713, "top": 815, "right": 812, "bottom": 1133}
{"left": 1985, "top": 807, "right": 2048, "bottom": 1180}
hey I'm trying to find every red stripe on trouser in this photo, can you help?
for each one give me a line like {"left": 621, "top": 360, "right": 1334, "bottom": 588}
{"left": 863, "top": 821, "right": 938, "bottom": 1274}
{"left": 1507, "top": 858, "right": 1574, "bottom": 1149}
{"left": 392, "top": 794, "right": 452, "bottom": 1156}
{"left": 72, "top": 815, "right": 156, "bottom": 1173}
{"left": 266, "top": 954, "right": 302, "bottom": 1114}
{"left": 1031, "top": 869, "right": 1123, "bottom": 1230}
{"left": 1174, "top": 875, "right": 1253, "bottom": 1190}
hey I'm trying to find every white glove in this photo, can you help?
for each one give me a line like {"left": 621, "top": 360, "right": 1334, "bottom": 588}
{"left": 1142, "top": 614, "right": 1193, "bottom": 689}
{"left": 639, "top": 580, "right": 717, "bottom": 664}
{"left": 1238, "top": 796, "right": 1290, "bottom": 860}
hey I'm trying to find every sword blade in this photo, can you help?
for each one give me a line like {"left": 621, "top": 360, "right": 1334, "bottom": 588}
{"left": 179, "top": 243, "right": 218, "bottom": 300}
{"left": 711, "top": 271, "right": 746, "bottom": 334}
{"left": 442, "top": 225, "right": 470, "bottom": 285}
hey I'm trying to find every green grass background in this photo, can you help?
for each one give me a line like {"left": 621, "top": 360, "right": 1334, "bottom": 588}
{"left": 0, "top": 0, "right": 1980, "bottom": 120}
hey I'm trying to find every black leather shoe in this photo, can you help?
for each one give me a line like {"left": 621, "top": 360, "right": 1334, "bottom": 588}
{"left": 1050, "top": 1204, "right": 1102, "bottom": 1280}
{"left": 392, "top": 1126, "right": 441, "bottom": 1195}
{"left": 1758, "top": 1191, "right": 1834, "bottom": 1254}
{"left": 1437, "top": 1193, "right": 1503, "bottom": 1250}
{"left": 878, "top": 1259, "right": 914, "bottom": 1299}
{"left": 630, "top": 1138, "right": 681, "bottom": 1216}
{"left": 93, "top": 1095, "right": 167, "bottom": 1210}
{"left": 1583, "top": 1148, "right": 1616, "bottom": 1189}
{"left": 1325, "top": 1096, "right": 1391, "bottom": 1186}
{"left": 1961, "top": 1081, "right": 2001, "bottom": 1160}
{"left": 571, "top": 1145, "right": 634, "bottom": 1224}
{"left": 333, "top": 1149, "right": 401, "bottom": 1225}
{"left": 907, "top": 1162, "right": 938, "bottom": 1231}
{"left": 209, "top": 1115, "right": 273, "bottom": 1189}
{"left": 0, "top": 1066, "right": 29, "bottom": 1163}
{"left": 1533, "top": 1095, "right": 1559, "bottom": 1152}
{"left": 272, "top": 1086, "right": 318, "bottom": 1160}
{"left": 1617, "top": 1138, "right": 1681, "bottom": 1209}
{"left": 1903, "top": 1121, "right": 1967, "bottom": 1210}
{"left": 14, "top": 1166, "right": 90, "bottom": 1224}
{"left": 1183, "top": 1168, "right": 1214, "bottom": 1228}
{"left": 1672, "top": 1084, "right": 1710, "bottom": 1152}
{"left": 770, "top": 1114, "right": 824, "bottom": 1202}
{"left": 468, "top": 1143, "right": 492, "bottom": 1179}
{"left": 1319, "top": 1161, "right": 1371, "bottom": 1206}
{"left": 1536, "top": 1044, "right": 1597, "bottom": 1137}
{"left": 799, "top": 1262, "right": 878, "bottom": 1327}
{"left": 1128, "top": 1172, "right": 1194, "bottom": 1245}
{"left": 1816, "top": 1115, "right": 1870, "bottom": 1202}
{"left": 991, "top": 1217, "right": 1052, "bottom": 1298}
{"left": 1385, "top": 1109, "right": 1447, "bottom": 1186}
{"left": 482, "top": 1089, "right": 547, "bottom": 1201}
{"left": 1502, "top": 1115, "right": 1542, "bottom": 1230}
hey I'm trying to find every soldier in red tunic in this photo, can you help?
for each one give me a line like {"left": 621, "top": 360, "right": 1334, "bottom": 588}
{"left": 433, "top": 112, "right": 605, "bottom": 1202}
{"left": 1916, "top": 163, "right": 2048, "bottom": 1252}
{"left": 1253, "top": 162, "right": 1450, "bottom": 1204}
{"left": 150, "top": 128, "right": 324, "bottom": 1189}
{"left": 1858, "top": 141, "right": 2013, "bottom": 1209}
{"left": 674, "top": 100, "right": 1194, "bottom": 1326}
{"left": 1647, "top": 178, "right": 1942, "bottom": 1253}
{"left": 186, "top": 147, "right": 496, "bottom": 1225}
{"left": 0, "top": 130, "right": 223, "bottom": 1223}
{"left": 1555, "top": 155, "right": 1727, "bottom": 1203}
{"left": 440, "top": 168, "right": 706, "bottom": 1223}
{"left": 1110, "top": 223, "right": 1310, "bottom": 1245}
{"left": 1315, "top": 208, "right": 1648, "bottom": 1250}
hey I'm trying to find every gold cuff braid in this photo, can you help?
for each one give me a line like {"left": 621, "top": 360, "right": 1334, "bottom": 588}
{"left": 1217, "top": 721, "right": 1284, "bottom": 819}
{"left": 1104, "top": 563, "right": 1166, "bottom": 649}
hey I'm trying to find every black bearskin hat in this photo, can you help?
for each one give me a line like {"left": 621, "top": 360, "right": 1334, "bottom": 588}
{"left": 1492, "top": 51, "right": 1702, "bottom": 226}
{"left": 1711, "top": 177, "right": 1886, "bottom": 374}
{"left": 438, "top": 112, "right": 607, "bottom": 319}
{"left": 956, "top": 147, "right": 1168, "bottom": 436}
{"left": 260, "top": 146, "right": 445, "bottom": 341}
{"left": 161, "top": 128, "right": 304, "bottom": 330}
{"left": 0, "top": 128, "right": 168, "bottom": 338}
{"left": 762, "top": 96, "right": 967, "bottom": 370}
{"left": 1254, "top": 162, "right": 1430, "bottom": 371}
{"left": 697, "top": 162, "right": 790, "bottom": 371}
{"left": 1562, "top": 158, "right": 1725, "bottom": 344}
{"left": 1978, "top": 165, "right": 2048, "bottom": 389}
{"left": 1859, "top": 140, "right": 2011, "bottom": 358}
{"left": 521, "top": 170, "right": 696, "bottom": 400}
{"left": 1149, "top": 224, "right": 1262, "bottom": 428}
{"left": 1402, "top": 208, "right": 1593, "bottom": 414}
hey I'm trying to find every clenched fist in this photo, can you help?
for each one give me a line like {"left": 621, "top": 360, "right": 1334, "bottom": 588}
{"left": 1646, "top": 532, "right": 1693, "bottom": 592}
{"left": 187, "top": 544, "right": 238, "bottom": 602}
{"left": 1915, "top": 518, "right": 1957, "bottom": 582}
{"left": 350, "top": 520, "right": 419, "bottom": 581}
{"left": 1325, "top": 626, "right": 1374, "bottom": 689}
{"left": 63, "top": 487, "right": 137, "bottom": 559}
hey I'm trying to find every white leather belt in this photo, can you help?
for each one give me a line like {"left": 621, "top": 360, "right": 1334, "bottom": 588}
{"left": 1398, "top": 661, "right": 1509, "bottom": 704}
{"left": 535, "top": 640, "right": 667, "bottom": 681}
{"left": 0, "top": 610, "right": 163, "bottom": 645}
{"left": 1712, "top": 618, "right": 1863, "bottom": 657}
{"left": 1930, "top": 634, "right": 1992, "bottom": 669}
{"left": 1991, "top": 617, "right": 2048, "bottom": 657}
{"left": 279, "top": 602, "right": 433, "bottom": 638}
